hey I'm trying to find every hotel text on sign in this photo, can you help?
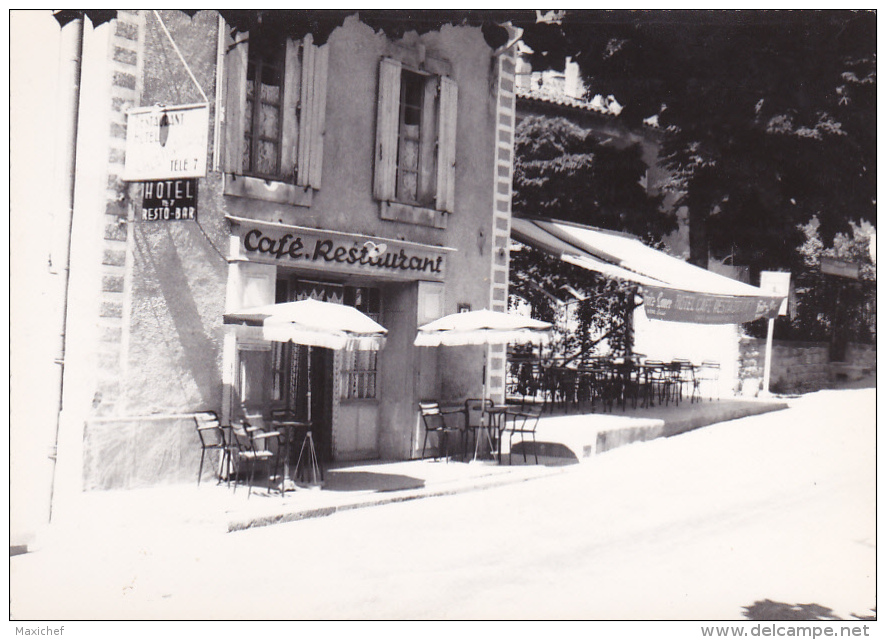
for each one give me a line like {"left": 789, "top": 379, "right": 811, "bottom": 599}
{"left": 141, "top": 179, "right": 197, "bottom": 221}
{"left": 123, "top": 103, "right": 209, "bottom": 181}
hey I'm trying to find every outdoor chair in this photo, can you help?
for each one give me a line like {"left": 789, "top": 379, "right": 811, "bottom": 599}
{"left": 643, "top": 360, "right": 671, "bottom": 406}
{"left": 634, "top": 361, "right": 658, "bottom": 409}
{"left": 230, "top": 413, "right": 283, "bottom": 498}
{"left": 671, "top": 358, "right": 697, "bottom": 404}
{"left": 505, "top": 406, "right": 541, "bottom": 465}
{"left": 616, "top": 361, "right": 642, "bottom": 411}
{"left": 696, "top": 360, "right": 721, "bottom": 401}
{"left": 584, "top": 361, "right": 619, "bottom": 412}
{"left": 419, "top": 402, "right": 465, "bottom": 462}
{"left": 660, "top": 361, "right": 687, "bottom": 405}
{"left": 194, "top": 410, "right": 234, "bottom": 486}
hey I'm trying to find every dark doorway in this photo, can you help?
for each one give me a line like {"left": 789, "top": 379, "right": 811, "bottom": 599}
{"left": 272, "top": 342, "right": 333, "bottom": 463}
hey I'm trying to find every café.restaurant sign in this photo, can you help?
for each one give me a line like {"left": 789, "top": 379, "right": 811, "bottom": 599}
{"left": 642, "top": 286, "right": 783, "bottom": 324}
{"left": 123, "top": 103, "right": 209, "bottom": 181}
{"left": 230, "top": 217, "right": 451, "bottom": 282}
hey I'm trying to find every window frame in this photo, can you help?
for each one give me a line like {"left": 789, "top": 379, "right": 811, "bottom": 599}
{"left": 374, "top": 55, "right": 458, "bottom": 227}
{"left": 223, "top": 27, "right": 328, "bottom": 203}
{"left": 243, "top": 35, "right": 286, "bottom": 180}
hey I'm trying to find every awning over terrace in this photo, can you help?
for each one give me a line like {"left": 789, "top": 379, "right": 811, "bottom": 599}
{"left": 511, "top": 217, "right": 785, "bottom": 324}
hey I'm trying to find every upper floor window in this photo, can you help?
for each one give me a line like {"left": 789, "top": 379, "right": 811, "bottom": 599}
{"left": 374, "top": 57, "right": 458, "bottom": 215}
{"left": 224, "top": 28, "right": 328, "bottom": 191}
{"left": 397, "top": 70, "right": 427, "bottom": 204}
{"left": 244, "top": 35, "right": 285, "bottom": 178}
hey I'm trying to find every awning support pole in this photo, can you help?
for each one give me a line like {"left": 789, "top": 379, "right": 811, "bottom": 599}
{"left": 761, "top": 318, "right": 775, "bottom": 396}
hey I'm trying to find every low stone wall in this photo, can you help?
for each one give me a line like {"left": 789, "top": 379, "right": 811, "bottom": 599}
{"left": 845, "top": 342, "right": 877, "bottom": 370}
{"left": 738, "top": 337, "right": 875, "bottom": 395}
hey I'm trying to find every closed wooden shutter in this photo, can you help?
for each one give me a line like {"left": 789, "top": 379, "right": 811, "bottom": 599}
{"left": 297, "top": 35, "right": 315, "bottom": 187}
{"left": 435, "top": 75, "right": 458, "bottom": 213}
{"left": 295, "top": 35, "right": 329, "bottom": 190}
{"left": 308, "top": 43, "right": 329, "bottom": 189}
{"left": 418, "top": 76, "right": 439, "bottom": 203}
{"left": 224, "top": 34, "right": 249, "bottom": 174}
{"left": 374, "top": 57, "right": 401, "bottom": 202}
{"left": 280, "top": 38, "right": 302, "bottom": 183}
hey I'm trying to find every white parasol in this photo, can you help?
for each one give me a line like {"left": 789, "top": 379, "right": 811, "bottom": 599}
{"left": 414, "top": 308, "right": 552, "bottom": 347}
{"left": 223, "top": 299, "right": 388, "bottom": 351}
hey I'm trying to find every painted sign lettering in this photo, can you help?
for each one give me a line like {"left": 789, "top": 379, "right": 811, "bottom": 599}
{"left": 235, "top": 222, "right": 449, "bottom": 281}
{"left": 141, "top": 179, "right": 197, "bottom": 221}
{"left": 642, "top": 286, "right": 783, "bottom": 324}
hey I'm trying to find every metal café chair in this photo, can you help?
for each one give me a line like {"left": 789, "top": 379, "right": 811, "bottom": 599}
{"left": 230, "top": 413, "right": 283, "bottom": 498}
{"left": 642, "top": 360, "right": 670, "bottom": 407}
{"left": 194, "top": 411, "right": 234, "bottom": 486}
{"left": 696, "top": 360, "right": 721, "bottom": 401}
{"left": 505, "top": 406, "right": 541, "bottom": 465}
{"left": 671, "top": 358, "right": 697, "bottom": 404}
{"left": 419, "top": 401, "right": 465, "bottom": 462}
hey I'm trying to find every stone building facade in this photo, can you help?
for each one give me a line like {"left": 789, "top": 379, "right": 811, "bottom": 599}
{"left": 43, "top": 10, "right": 521, "bottom": 499}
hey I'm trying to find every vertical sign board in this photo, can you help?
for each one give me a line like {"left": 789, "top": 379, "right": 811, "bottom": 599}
{"left": 758, "top": 271, "right": 791, "bottom": 395}
{"left": 123, "top": 103, "right": 209, "bottom": 181}
{"left": 759, "top": 271, "right": 792, "bottom": 316}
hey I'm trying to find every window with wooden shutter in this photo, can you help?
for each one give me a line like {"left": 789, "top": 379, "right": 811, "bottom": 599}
{"left": 374, "top": 56, "right": 458, "bottom": 224}
{"left": 243, "top": 35, "right": 285, "bottom": 179}
{"left": 435, "top": 75, "right": 458, "bottom": 213}
{"left": 223, "top": 27, "right": 327, "bottom": 202}
{"left": 374, "top": 57, "right": 401, "bottom": 202}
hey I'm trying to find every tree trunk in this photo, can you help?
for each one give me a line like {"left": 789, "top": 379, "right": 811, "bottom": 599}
{"left": 688, "top": 201, "right": 709, "bottom": 268}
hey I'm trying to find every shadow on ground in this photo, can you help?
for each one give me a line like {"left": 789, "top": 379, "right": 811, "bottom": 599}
{"left": 743, "top": 600, "right": 876, "bottom": 621}
{"left": 323, "top": 471, "right": 425, "bottom": 492}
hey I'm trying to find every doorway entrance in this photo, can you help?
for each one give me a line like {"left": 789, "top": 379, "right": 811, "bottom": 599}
{"left": 272, "top": 276, "right": 383, "bottom": 462}
{"left": 271, "top": 341, "right": 333, "bottom": 462}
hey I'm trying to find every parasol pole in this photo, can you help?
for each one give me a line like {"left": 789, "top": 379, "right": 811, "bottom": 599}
{"left": 472, "top": 343, "right": 494, "bottom": 463}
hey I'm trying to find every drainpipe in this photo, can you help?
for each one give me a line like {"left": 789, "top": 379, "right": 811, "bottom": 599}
{"left": 48, "top": 15, "right": 84, "bottom": 522}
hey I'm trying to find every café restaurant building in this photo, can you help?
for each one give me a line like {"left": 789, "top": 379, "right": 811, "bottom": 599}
{"left": 48, "top": 10, "right": 521, "bottom": 494}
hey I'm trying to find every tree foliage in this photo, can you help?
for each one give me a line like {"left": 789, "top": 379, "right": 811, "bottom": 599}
{"left": 748, "top": 218, "right": 876, "bottom": 346}
{"left": 522, "top": 10, "right": 875, "bottom": 274}
{"left": 513, "top": 115, "right": 674, "bottom": 244}
{"left": 518, "top": 10, "right": 875, "bottom": 345}
{"left": 509, "top": 242, "right": 637, "bottom": 363}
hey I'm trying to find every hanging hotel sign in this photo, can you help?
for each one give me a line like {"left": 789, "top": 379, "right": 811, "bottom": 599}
{"left": 228, "top": 216, "right": 453, "bottom": 282}
{"left": 140, "top": 179, "right": 197, "bottom": 221}
{"left": 642, "top": 286, "right": 784, "bottom": 324}
{"left": 123, "top": 103, "right": 209, "bottom": 181}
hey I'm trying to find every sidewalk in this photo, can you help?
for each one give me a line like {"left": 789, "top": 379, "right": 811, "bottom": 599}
{"left": 527, "top": 395, "right": 790, "bottom": 461}
{"left": 35, "top": 395, "right": 788, "bottom": 546}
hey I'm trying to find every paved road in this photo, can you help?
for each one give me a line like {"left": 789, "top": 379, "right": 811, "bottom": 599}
{"left": 11, "top": 386, "right": 875, "bottom": 621}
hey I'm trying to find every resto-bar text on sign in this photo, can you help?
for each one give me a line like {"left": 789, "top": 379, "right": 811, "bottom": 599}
{"left": 141, "top": 179, "right": 197, "bottom": 221}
